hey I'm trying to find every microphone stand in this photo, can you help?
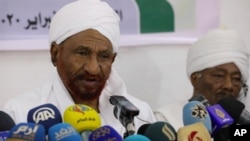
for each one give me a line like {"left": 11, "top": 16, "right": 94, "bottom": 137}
{"left": 109, "top": 95, "right": 140, "bottom": 138}
{"left": 121, "top": 116, "right": 136, "bottom": 138}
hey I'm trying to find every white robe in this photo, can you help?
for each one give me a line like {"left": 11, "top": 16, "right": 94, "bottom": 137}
{"left": 2, "top": 68, "right": 156, "bottom": 136}
{"left": 153, "top": 100, "right": 187, "bottom": 131}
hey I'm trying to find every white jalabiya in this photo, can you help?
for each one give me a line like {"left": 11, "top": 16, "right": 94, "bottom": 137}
{"left": 154, "top": 100, "right": 187, "bottom": 131}
{"left": 2, "top": 68, "right": 155, "bottom": 136}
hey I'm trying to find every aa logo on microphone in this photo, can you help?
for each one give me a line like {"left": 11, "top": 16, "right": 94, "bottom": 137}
{"left": 33, "top": 107, "right": 55, "bottom": 123}
{"left": 230, "top": 124, "right": 250, "bottom": 141}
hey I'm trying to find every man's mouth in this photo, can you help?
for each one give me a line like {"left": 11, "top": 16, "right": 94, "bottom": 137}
{"left": 216, "top": 92, "right": 233, "bottom": 100}
{"left": 81, "top": 78, "right": 98, "bottom": 88}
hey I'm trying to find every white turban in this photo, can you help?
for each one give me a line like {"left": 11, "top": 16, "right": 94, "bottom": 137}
{"left": 49, "top": 0, "right": 120, "bottom": 52}
{"left": 186, "top": 28, "right": 250, "bottom": 82}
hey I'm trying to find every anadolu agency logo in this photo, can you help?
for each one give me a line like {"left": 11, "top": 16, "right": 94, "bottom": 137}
{"left": 32, "top": 107, "right": 56, "bottom": 123}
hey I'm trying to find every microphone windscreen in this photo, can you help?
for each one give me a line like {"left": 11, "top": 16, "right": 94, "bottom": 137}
{"left": 63, "top": 104, "right": 101, "bottom": 133}
{"left": 48, "top": 123, "right": 82, "bottom": 141}
{"left": 88, "top": 125, "right": 123, "bottom": 141}
{"left": 144, "top": 121, "right": 177, "bottom": 141}
{"left": 183, "top": 101, "right": 212, "bottom": 133}
{"left": 124, "top": 134, "right": 151, "bottom": 141}
{"left": 218, "top": 97, "right": 245, "bottom": 121}
{"left": 206, "top": 104, "right": 234, "bottom": 136}
{"left": 27, "top": 103, "right": 62, "bottom": 134}
{"left": 137, "top": 123, "right": 151, "bottom": 135}
{"left": 6, "top": 122, "right": 45, "bottom": 141}
{"left": 0, "top": 111, "right": 15, "bottom": 131}
{"left": 0, "top": 131, "right": 10, "bottom": 141}
{"left": 213, "top": 126, "right": 230, "bottom": 141}
{"left": 177, "top": 122, "right": 211, "bottom": 141}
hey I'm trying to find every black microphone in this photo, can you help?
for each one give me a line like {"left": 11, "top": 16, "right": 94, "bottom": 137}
{"left": 189, "top": 94, "right": 210, "bottom": 107}
{"left": 143, "top": 121, "right": 177, "bottom": 141}
{"left": 137, "top": 123, "right": 152, "bottom": 135}
{"left": 109, "top": 95, "right": 140, "bottom": 138}
{"left": 0, "top": 111, "right": 16, "bottom": 140}
{"left": 213, "top": 126, "right": 230, "bottom": 141}
{"left": 218, "top": 97, "right": 250, "bottom": 124}
{"left": 0, "top": 111, "right": 15, "bottom": 131}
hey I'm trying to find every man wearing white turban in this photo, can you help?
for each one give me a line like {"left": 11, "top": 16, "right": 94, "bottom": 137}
{"left": 154, "top": 28, "right": 250, "bottom": 132}
{"left": 2, "top": 0, "right": 155, "bottom": 137}
{"left": 187, "top": 28, "right": 249, "bottom": 104}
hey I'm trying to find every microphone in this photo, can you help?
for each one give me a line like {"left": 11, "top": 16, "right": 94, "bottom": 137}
{"left": 27, "top": 103, "right": 62, "bottom": 134}
{"left": 48, "top": 123, "right": 82, "bottom": 141}
{"left": 6, "top": 122, "right": 45, "bottom": 141}
{"left": 0, "top": 111, "right": 16, "bottom": 131}
{"left": 63, "top": 104, "right": 101, "bottom": 140}
{"left": 109, "top": 95, "right": 139, "bottom": 138}
{"left": 0, "top": 111, "right": 16, "bottom": 140}
{"left": 218, "top": 96, "right": 250, "bottom": 124}
{"left": 144, "top": 121, "right": 177, "bottom": 141}
{"left": 182, "top": 101, "right": 212, "bottom": 133}
{"left": 189, "top": 94, "right": 210, "bottom": 107}
{"left": 206, "top": 104, "right": 234, "bottom": 136}
{"left": 188, "top": 96, "right": 234, "bottom": 136}
{"left": 88, "top": 125, "right": 123, "bottom": 141}
{"left": 0, "top": 131, "right": 9, "bottom": 141}
{"left": 177, "top": 122, "right": 211, "bottom": 141}
{"left": 137, "top": 123, "right": 152, "bottom": 135}
{"left": 124, "top": 134, "right": 151, "bottom": 141}
{"left": 213, "top": 126, "right": 230, "bottom": 141}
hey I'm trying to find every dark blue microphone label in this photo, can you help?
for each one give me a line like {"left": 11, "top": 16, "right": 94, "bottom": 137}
{"left": 230, "top": 124, "right": 250, "bottom": 141}
{"left": 0, "top": 131, "right": 9, "bottom": 141}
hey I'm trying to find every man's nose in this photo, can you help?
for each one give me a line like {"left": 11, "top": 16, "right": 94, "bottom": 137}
{"left": 84, "top": 56, "right": 100, "bottom": 75}
{"left": 223, "top": 76, "right": 234, "bottom": 91}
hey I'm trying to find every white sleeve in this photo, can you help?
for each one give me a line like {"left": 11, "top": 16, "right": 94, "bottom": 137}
{"left": 153, "top": 102, "right": 185, "bottom": 131}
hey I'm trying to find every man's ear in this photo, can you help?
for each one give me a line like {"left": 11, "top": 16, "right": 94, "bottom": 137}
{"left": 50, "top": 42, "right": 59, "bottom": 66}
{"left": 190, "top": 72, "right": 201, "bottom": 87}
{"left": 111, "top": 53, "right": 117, "bottom": 63}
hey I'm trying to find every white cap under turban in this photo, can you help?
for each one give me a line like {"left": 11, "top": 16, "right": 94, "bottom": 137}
{"left": 186, "top": 28, "right": 250, "bottom": 82}
{"left": 49, "top": 0, "right": 120, "bottom": 52}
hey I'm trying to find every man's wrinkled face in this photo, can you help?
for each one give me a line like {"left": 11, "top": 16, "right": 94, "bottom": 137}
{"left": 191, "top": 63, "right": 242, "bottom": 105}
{"left": 51, "top": 29, "right": 116, "bottom": 101}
